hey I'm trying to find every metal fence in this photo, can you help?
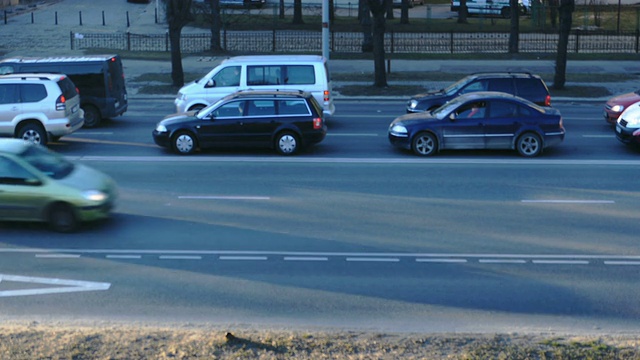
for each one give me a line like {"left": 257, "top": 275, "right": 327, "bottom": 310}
{"left": 71, "top": 29, "right": 640, "bottom": 54}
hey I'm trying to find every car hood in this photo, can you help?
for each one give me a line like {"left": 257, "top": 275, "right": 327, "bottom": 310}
{"left": 607, "top": 91, "right": 640, "bottom": 106}
{"left": 391, "top": 112, "right": 438, "bottom": 126}
{"left": 160, "top": 112, "right": 198, "bottom": 126}
{"left": 411, "top": 89, "right": 446, "bottom": 100}
{"left": 58, "top": 163, "right": 115, "bottom": 192}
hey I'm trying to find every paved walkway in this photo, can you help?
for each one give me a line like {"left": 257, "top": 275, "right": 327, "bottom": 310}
{"left": 0, "top": 0, "right": 637, "bottom": 100}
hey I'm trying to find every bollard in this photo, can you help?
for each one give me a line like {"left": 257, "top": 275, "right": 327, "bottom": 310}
{"left": 4, "top": 10, "right": 7, "bottom": 24}
{"left": 55, "top": 11, "right": 58, "bottom": 25}
{"left": 126, "top": 11, "right": 130, "bottom": 27}
{"left": 155, "top": 8, "right": 158, "bottom": 24}
{"left": 31, "top": 12, "right": 34, "bottom": 24}
{"left": 102, "top": 11, "right": 105, "bottom": 26}
{"left": 79, "top": 11, "right": 82, "bottom": 26}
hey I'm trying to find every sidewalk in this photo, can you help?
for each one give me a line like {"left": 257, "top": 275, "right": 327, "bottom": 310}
{"left": 0, "top": 0, "right": 637, "bottom": 101}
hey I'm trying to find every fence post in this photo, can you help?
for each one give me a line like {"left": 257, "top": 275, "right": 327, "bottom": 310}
{"left": 450, "top": 30, "right": 454, "bottom": 54}
{"left": 223, "top": 28, "right": 227, "bottom": 51}
{"left": 165, "top": 31, "right": 169, "bottom": 52}
{"left": 636, "top": 29, "right": 639, "bottom": 53}
{"left": 127, "top": 31, "right": 131, "bottom": 51}
{"left": 272, "top": 29, "right": 276, "bottom": 52}
{"left": 575, "top": 30, "right": 579, "bottom": 53}
{"left": 70, "top": 31, "right": 73, "bottom": 50}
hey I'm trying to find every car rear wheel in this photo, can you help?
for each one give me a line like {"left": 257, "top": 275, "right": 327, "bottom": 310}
{"left": 48, "top": 203, "right": 78, "bottom": 233}
{"left": 18, "top": 123, "right": 47, "bottom": 145}
{"left": 516, "top": 132, "right": 542, "bottom": 157}
{"left": 82, "top": 105, "right": 102, "bottom": 128}
{"left": 412, "top": 132, "right": 438, "bottom": 156}
{"left": 275, "top": 131, "right": 299, "bottom": 155}
{"left": 172, "top": 131, "right": 197, "bottom": 155}
{"left": 188, "top": 104, "right": 206, "bottom": 112}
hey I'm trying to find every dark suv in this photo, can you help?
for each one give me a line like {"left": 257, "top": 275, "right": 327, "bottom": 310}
{"left": 406, "top": 72, "right": 551, "bottom": 113}
{"left": 152, "top": 90, "right": 327, "bottom": 155}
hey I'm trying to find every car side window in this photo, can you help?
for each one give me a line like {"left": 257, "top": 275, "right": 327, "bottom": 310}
{"left": 246, "top": 100, "right": 276, "bottom": 116}
{"left": 459, "top": 79, "right": 488, "bottom": 94}
{"left": 488, "top": 78, "right": 514, "bottom": 93}
{"left": 456, "top": 101, "right": 486, "bottom": 119}
{"left": 211, "top": 66, "right": 241, "bottom": 87}
{"left": 0, "top": 84, "right": 19, "bottom": 105}
{"left": 247, "top": 66, "right": 282, "bottom": 86}
{"left": 516, "top": 78, "right": 547, "bottom": 99}
{"left": 488, "top": 100, "right": 518, "bottom": 118}
{"left": 211, "top": 100, "right": 245, "bottom": 118}
{"left": 20, "top": 84, "right": 48, "bottom": 103}
{"left": 277, "top": 99, "right": 310, "bottom": 115}
{"left": 0, "top": 157, "right": 37, "bottom": 186}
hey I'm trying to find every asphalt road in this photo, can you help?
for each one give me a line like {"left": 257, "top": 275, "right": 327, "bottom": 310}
{"left": 1, "top": 98, "right": 640, "bottom": 333}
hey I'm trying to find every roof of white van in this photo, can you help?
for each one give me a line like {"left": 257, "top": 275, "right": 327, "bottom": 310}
{"left": 0, "top": 55, "right": 119, "bottom": 64}
{"left": 221, "top": 55, "right": 326, "bottom": 64}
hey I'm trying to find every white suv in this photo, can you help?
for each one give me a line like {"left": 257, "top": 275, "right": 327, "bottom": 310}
{"left": 0, "top": 73, "right": 84, "bottom": 145}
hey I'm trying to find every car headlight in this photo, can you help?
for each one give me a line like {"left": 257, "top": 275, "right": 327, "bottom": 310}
{"left": 408, "top": 100, "right": 418, "bottom": 109}
{"left": 155, "top": 124, "right": 168, "bottom": 132}
{"left": 390, "top": 124, "right": 408, "bottom": 136}
{"left": 83, "top": 190, "right": 108, "bottom": 202}
{"left": 611, "top": 105, "right": 624, "bottom": 113}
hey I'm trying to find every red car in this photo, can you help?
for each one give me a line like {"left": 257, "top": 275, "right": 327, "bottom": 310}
{"left": 604, "top": 90, "right": 640, "bottom": 125}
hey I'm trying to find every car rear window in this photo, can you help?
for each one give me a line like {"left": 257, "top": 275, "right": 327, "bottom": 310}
{"left": 516, "top": 78, "right": 548, "bottom": 99}
{"left": 56, "top": 77, "right": 79, "bottom": 99}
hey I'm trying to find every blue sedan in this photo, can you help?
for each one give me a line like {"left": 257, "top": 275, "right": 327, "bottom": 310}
{"left": 388, "top": 92, "right": 565, "bottom": 157}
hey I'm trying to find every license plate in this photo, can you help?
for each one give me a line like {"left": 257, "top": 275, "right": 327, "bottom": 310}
{"left": 616, "top": 125, "right": 622, "bottom": 134}
{"left": 72, "top": 104, "right": 79, "bottom": 113}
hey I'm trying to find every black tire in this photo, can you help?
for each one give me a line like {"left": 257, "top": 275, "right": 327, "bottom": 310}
{"left": 275, "top": 131, "right": 299, "bottom": 155}
{"left": 501, "top": 7, "right": 511, "bottom": 18}
{"left": 188, "top": 104, "right": 206, "bottom": 112}
{"left": 412, "top": 132, "right": 438, "bottom": 156}
{"left": 18, "top": 123, "right": 47, "bottom": 145}
{"left": 172, "top": 131, "right": 197, "bottom": 155}
{"left": 48, "top": 203, "right": 78, "bottom": 233}
{"left": 82, "top": 105, "right": 102, "bottom": 128}
{"left": 516, "top": 132, "right": 543, "bottom": 157}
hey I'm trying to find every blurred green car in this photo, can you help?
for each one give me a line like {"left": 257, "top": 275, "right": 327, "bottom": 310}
{"left": 0, "top": 139, "right": 117, "bottom": 232}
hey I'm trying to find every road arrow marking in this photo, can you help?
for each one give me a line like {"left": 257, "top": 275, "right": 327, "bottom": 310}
{"left": 0, "top": 274, "right": 110, "bottom": 297}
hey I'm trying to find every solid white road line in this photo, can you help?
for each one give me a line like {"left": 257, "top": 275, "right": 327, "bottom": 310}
{"left": 604, "top": 261, "right": 640, "bottom": 266}
{"left": 35, "top": 254, "right": 81, "bottom": 258}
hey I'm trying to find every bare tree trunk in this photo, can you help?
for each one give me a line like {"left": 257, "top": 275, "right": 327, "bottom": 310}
{"left": 293, "top": 0, "right": 303, "bottom": 24}
{"left": 279, "top": 0, "right": 285, "bottom": 19}
{"left": 367, "top": 0, "right": 388, "bottom": 87}
{"left": 166, "top": 0, "right": 194, "bottom": 87}
{"left": 458, "top": 0, "right": 468, "bottom": 24}
{"left": 386, "top": 0, "right": 394, "bottom": 19}
{"left": 508, "top": 0, "right": 519, "bottom": 53}
{"left": 359, "top": 0, "right": 373, "bottom": 52}
{"left": 400, "top": 0, "right": 409, "bottom": 24}
{"left": 553, "top": 0, "right": 574, "bottom": 89}
{"left": 208, "top": 0, "right": 223, "bottom": 52}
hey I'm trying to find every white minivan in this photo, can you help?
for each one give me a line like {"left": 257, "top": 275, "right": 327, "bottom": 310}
{"left": 174, "top": 55, "right": 335, "bottom": 116}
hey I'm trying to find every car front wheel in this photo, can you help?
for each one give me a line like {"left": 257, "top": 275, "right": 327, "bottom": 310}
{"left": 48, "top": 203, "right": 78, "bottom": 233}
{"left": 412, "top": 132, "right": 438, "bottom": 156}
{"left": 172, "top": 131, "right": 197, "bottom": 155}
{"left": 275, "top": 131, "right": 299, "bottom": 155}
{"left": 516, "top": 132, "right": 542, "bottom": 157}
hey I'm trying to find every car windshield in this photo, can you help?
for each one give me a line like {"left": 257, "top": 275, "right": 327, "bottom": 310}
{"left": 443, "top": 76, "right": 473, "bottom": 96}
{"left": 19, "top": 144, "right": 74, "bottom": 180}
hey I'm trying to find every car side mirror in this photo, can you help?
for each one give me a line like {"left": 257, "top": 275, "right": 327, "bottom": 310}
{"left": 205, "top": 79, "right": 215, "bottom": 88}
{"left": 449, "top": 113, "right": 457, "bottom": 121}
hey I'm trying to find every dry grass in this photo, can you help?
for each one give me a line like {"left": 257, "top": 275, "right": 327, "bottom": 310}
{"left": 1, "top": 322, "right": 640, "bottom": 359}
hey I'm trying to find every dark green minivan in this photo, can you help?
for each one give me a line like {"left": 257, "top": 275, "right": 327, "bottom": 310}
{"left": 0, "top": 55, "right": 128, "bottom": 128}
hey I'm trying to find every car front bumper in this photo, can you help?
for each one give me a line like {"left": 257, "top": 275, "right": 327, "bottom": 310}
{"left": 388, "top": 133, "right": 412, "bottom": 150}
{"left": 615, "top": 124, "right": 640, "bottom": 145}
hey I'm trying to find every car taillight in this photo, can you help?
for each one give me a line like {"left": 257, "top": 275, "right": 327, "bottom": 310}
{"left": 313, "top": 117, "right": 322, "bottom": 129}
{"left": 323, "top": 90, "right": 330, "bottom": 102}
{"left": 56, "top": 95, "right": 66, "bottom": 111}
{"left": 545, "top": 95, "right": 551, "bottom": 107}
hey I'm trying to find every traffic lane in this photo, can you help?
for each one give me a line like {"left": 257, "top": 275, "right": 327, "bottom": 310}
{"left": 2, "top": 160, "right": 638, "bottom": 256}
{"left": 49, "top": 99, "right": 635, "bottom": 159}
{"left": 2, "top": 250, "right": 640, "bottom": 332}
